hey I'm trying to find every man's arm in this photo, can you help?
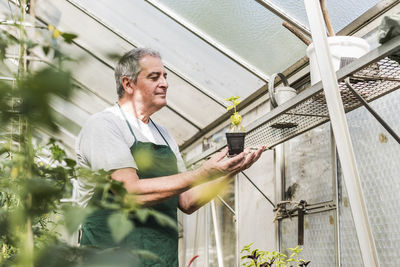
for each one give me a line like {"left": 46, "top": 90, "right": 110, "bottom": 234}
{"left": 178, "top": 175, "right": 231, "bottom": 214}
{"left": 111, "top": 147, "right": 248, "bottom": 206}
{"left": 177, "top": 146, "right": 265, "bottom": 214}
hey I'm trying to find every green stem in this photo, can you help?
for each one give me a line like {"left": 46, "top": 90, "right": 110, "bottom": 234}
{"left": 1, "top": 243, "right": 5, "bottom": 262}
{"left": 22, "top": 122, "right": 34, "bottom": 267}
{"left": 17, "top": 1, "right": 34, "bottom": 266}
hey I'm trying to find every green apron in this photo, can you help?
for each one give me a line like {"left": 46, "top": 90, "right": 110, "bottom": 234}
{"left": 81, "top": 106, "right": 179, "bottom": 267}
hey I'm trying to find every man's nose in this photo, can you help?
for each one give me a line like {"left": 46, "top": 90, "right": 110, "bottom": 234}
{"left": 159, "top": 76, "right": 168, "bottom": 88}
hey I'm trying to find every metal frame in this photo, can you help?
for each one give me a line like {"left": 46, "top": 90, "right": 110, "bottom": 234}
{"left": 6, "top": 47, "right": 113, "bottom": 117}
{"left": 0, "top": 76, "right": 16, "bottom": 81}
{"left": 276, "top": 144, "right": 284, "bottom": 251}
{"left": 338, "top": 0, "right": 400, "bottom": 36}
{"left": 180, "top": 0, "right": 399, "bottom": 152}
{"left": 241, "top": 171, "right": 275, "bottom": 208}
{"left": 180, "top": 83, "right": 269, "bottom": 151}
{"left": 216, "top": 195, "right": 235, "bottom": 215}
{"left": 205, "top": 203, "right": 210, "bottom": 267}
{"left": 36, "top": 125, "right": 76, "bottom": 153}
{"left": 186, "top": 34, "right": 400, "bottom": 167}
{"left": 304, "top": 1, "right": 378, "bottom": 266}
{"left": 331, "top": 125, "right": 340, "bottom": 267}
{"left": 235, "top": 174, "right": 240, "bottom": 267}
{"left": 0, "top": 19, "right": 47, "bottom": 29}
{"left": 254, "top": 0, "right": 311, "bottom": 38}
{"left": 345, "top": 78, "right": 400, "bottom": 144}
{"left": 50, "top": 96, "right": 90, "bottom": 127}
{"left": 276, "top": 122, "right": 340, "bottom": 265}
{"left": 144, "top": 0, "right": 270, "bottom": 83}
{"left": 65, "top": 0, "right": 227, "bottom": 109}
{"left": 184, "top": 17, "right": 400, "bottom": 267}
{"left": 274, "top": 201, "right": 336, "bottom": 220}
{"left": 210, "top": 200, "right": 224, "bottom": 267}
{"left": 36, "top": 55, "right": 116, "bottom": 109}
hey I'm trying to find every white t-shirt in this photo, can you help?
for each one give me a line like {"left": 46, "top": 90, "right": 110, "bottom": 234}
{"left": 74, "top": 104, "right": 186, "bottom": 207}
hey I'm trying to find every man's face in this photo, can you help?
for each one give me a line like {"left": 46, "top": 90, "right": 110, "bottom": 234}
{"left": 133, "top": 55, "right": 168, "bottom": 110}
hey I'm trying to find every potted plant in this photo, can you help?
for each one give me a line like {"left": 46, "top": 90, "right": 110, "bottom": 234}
{"left": 225, "top": 96, "right": 246, "bottom": 155}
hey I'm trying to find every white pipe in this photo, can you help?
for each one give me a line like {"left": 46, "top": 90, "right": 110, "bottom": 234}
{"left": 211, "top": 200, "right": 224, "bottom": 267}
{"left": 235, "top": 174, "right": 240, "bottom": 267}
{"left": 304, "top": 1, "right": 378, "bottom": 266}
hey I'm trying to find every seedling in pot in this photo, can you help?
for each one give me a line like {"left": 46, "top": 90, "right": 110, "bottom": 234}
{"left": 225, "top": 96, "right": 246, "bottom": 155}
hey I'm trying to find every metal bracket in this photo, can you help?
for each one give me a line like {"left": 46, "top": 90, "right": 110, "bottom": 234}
{"left": 345, "top": 77, "right": 400, "bottom": 144}
{"left": 273, "top": 200, "right": 336, "bottom": 221}
{"left": 273, "top": 200, "right": 308, "bottom": 245}
{"left": 242, "top": 171, "right": 276, "bottom": 208}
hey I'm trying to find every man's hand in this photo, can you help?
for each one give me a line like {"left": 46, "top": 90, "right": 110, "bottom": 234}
{"left": 198, "top": 146, "right": 267, "bottom": 181}
{"left": 178, "top": 145, "right": 267, "bottom": 214}
{"left": 235, "top": 146, "right": 266, "bottom": 174}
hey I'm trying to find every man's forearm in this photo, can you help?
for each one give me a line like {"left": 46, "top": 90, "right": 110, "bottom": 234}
{"left": 112, "top": 167, "right": 212, "bottom": 206}
{"left": 178, "top": 175, "right": 232, "bottom": 214}
{"left": 112, "top": 146, "right": 262, "bottom": 208}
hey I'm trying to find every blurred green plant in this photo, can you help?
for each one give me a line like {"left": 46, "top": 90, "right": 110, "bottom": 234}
{"left": 0, "top": 1, "right": 79, "bottom": 265}
{"left": 241, "top": 243, "right": 310, "bottom": 267}
{"left": 225, "top": 96, "right": 245, "bottom": 133}
{"left": 0, "top": 2, "right": 177, "bottom": 267}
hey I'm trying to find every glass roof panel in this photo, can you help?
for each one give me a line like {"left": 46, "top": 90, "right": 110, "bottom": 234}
{"left": 272, "top": 0, "right": 382, "bottom": 34}
{"left": 156, "top": 0, "right": 382, "bottom": 76}
{"left": 36, "top": 0, "right": 227, "bottom": 129}
{"left": 157, "top": 0, "right": 307, "bottom": 76}
{"left": 71, "top": 0, "right": 265, "bottom": 100}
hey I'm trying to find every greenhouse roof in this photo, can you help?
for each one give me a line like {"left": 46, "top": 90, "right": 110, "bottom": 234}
{"left": 0, "top": 0, "right": 393, "bottom": 153}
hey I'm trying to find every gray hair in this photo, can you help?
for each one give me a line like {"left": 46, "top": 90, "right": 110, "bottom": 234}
{"left": 114, "top": 48, "right": 161, "bottom": 98}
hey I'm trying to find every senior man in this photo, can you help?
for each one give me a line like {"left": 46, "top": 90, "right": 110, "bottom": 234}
{"left": 75, "top": 48, "right": 265, "bottom": 266}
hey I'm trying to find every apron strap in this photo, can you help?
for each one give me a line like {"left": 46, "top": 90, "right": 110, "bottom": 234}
{"left": 117, "top": 103, "right": 138, "bottom": 142}
{"left": 117, "top": 104, "right": 171, "bottom": 148}
{"left": 150, "top": 118, "right": 171, "bottom": 148}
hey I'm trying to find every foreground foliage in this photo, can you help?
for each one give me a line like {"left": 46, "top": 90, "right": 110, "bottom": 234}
{"left": 0, "top": 1, "right": 176, "bottom": 266}
{"left": 241, "top": 243, "right": 310, "bottom": 267}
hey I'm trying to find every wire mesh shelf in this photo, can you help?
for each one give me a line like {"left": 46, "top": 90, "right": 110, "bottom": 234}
{"left": 246, "top": 58, "right": 400, "bottom": 149}
{"left": 186, "top": 36, "right": 400, "bottom": 167}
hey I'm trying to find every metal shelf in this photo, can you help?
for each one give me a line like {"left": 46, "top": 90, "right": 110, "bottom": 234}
{"left": 187, "top": 35, "right": 400, "bottom": 167}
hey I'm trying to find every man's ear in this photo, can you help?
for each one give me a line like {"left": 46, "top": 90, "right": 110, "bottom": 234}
{"left": 121, "top": 76, "right": 134, "bottom": 95}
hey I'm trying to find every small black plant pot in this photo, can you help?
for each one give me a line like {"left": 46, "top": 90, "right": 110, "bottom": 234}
{"left": 226, "top": 132, "right": 246, "bottom": 155}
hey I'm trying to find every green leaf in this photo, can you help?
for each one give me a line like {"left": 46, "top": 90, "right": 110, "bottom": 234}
{"left": 42, "top": 45, "right": 50, "bottom": 55}
{"left": 147, "top": 209, "right": 177, "bottom": 230}
{"left": 108, "top": 212, "right": 133, "bottom": 243}
{"left": 64, "top": 158, "right": 76, "bottom": 168}
{"left": 61, "top": 32, "right": 78, "bottom": 44}
{"left": 135, "top": 208, "right": 149, "bottom": 223}
{"left": 50, "top": 143, "right": 67, "bottom": 162}
{"left": 233, "top": 99, "right": 241, "bottom": 106}
{"left": 16, "top": 67, "right": 74, "bottom": 131}
{"left": 24, "top": 178, "right": 63, "bottom": 217}
{"left": 62, "top": 204, "right": 95, "bottom": 235}
{"left": 224, "top": 96, "right": 240, "bottom": 102}
{"left": 226, "top": 105, "right": 234, "bottom": 111}
{"left": 26, "top": 40, "right": 38, "bottom": 50}
{"left": 241, "top": 242, "right": 253, "bottom": 253}
{"left": 132, "top": 249, "right": 162, "bottom": 264}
